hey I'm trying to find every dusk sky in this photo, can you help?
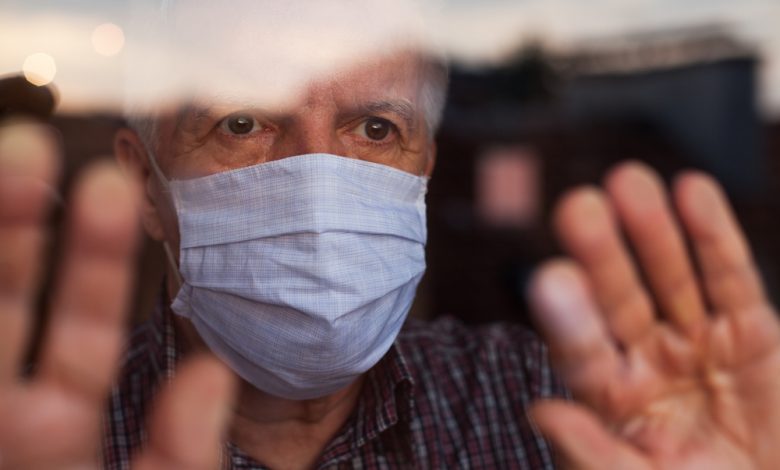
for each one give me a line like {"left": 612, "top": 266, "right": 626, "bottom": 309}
{"left": 1, "top": 0, "right": 779, "bottom": 116}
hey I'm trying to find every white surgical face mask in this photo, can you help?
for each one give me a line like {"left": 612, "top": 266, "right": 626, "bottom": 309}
{"left": 152, "top": 153, "right": 427, "bottom": 400}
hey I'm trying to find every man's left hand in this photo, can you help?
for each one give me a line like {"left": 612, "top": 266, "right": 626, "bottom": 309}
{"left": 529, "top": 162, "right": 780, "bottom": 469}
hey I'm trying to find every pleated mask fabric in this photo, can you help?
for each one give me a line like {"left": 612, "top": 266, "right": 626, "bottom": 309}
{"left": 168, "top": 154, "right": 428, "bottom": 399}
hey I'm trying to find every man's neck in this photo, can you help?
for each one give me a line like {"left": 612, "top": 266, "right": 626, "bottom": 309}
{"left": 229, "top": 378, "right": 365, "bottom": 470}
{"left": 170, "top": 309, "right": 365, "bottom": 470}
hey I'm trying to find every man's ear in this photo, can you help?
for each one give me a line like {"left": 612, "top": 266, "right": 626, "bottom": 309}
{"left": 114, "top": 128, "right": 167, "bottom": 241}
{"left": 424, "top": 140, "right": 436, "bottom": 177}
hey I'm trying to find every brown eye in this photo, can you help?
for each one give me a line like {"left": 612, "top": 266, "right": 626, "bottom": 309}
{"left": 222, "top": 115, "right": 258, "bottom": 135}
{"left": 363, "top": 118, "right": 392, "bottom": 141}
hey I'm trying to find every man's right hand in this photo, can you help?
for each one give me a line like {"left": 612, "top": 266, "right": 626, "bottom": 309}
{"left": 0, "top": 123, "right": 235, "bottom": 469}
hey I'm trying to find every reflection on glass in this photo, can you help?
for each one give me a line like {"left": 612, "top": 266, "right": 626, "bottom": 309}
{"left": 22, "top": 52, "right": 56, "bottom": 86}
{"left": 91, "top": 23, "right": 125, "bottom": 57}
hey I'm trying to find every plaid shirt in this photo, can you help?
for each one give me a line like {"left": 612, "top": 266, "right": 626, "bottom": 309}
{"left": 103, "top": 301, "right": 567, "bottom": 469}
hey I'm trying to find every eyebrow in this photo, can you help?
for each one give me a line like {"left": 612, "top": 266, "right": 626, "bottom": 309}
{"left": 176, "top": 104, "right": 214, "bottom": 128}
{"left": 357, "top": 100, "right": 418, "bottom": 133}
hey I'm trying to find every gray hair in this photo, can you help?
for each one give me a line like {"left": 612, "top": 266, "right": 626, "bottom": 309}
{"left": 420, "top": 57, "right": 450, "bottom": 135}
{"left": 126, "top": 114, "right": 159, "bottom": 153}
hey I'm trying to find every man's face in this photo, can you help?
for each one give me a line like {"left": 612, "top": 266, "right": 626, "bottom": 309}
{"left": 139, "top": 51, "right": 436, "bottom": 255}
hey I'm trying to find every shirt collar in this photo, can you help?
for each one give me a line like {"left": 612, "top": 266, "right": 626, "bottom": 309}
{"left": 315, "top": 342, "right": 417, "bottom": 466}
{"left": 352, "top": 343, "right": 416, "bottom": 448}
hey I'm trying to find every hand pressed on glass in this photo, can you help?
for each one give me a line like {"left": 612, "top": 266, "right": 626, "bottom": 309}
{"left": 529, "top": 162, "right": 780, "bottom": 469}
{"left": 0, "top": 124, "right": 235, "bottom": 469}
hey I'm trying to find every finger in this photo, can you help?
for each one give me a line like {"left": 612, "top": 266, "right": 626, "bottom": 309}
{"left": 531, "top": 400, "right": 651, "bottom": 470}
{"left": 605, "top": 162, "right": 707, "bottom": 337}
{"left": 0, "top": 123, "right": 60, "bottom": 382}
{"left": 554, "top": 187, "right": 655, "bottom": 347}
{"left": 674, "top": 172, "right": 766, "bottom": 314}
{"left": 528, "top": 260, "right": 622, "bottom": 411}
{"left": 38, "top": 162, "right": 140, "bottom": 402}
{"left": 133, "top": 355, "right": 236, "bottom": 470}
{"left": 0, "top": 385, "right": 103, "bottom": 468}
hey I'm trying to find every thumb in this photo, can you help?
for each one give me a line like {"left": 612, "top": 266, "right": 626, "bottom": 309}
{"left": 133, "top": 354, "right": 236, "bottom": 470}
{"left": 530, "top": 400, "right": 650, "bottom": 470}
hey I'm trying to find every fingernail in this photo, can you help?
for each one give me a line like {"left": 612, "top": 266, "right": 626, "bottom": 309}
{"left": 534, "top": 265, "right": 588, "bottom": 338}
{"left": 687, "top": 176, "right": 725, "bottom": 227}
{"left": 78, "top": 163, "right": 137, "bottom": 230}
{"left": 0, "top": 124, "right": 58, "bottom": 181}
{"left": 616, "top": 165, "right": 663, "bottom": 212}
{"left": 569, "top": 189, "right": 611, "bottom": 241}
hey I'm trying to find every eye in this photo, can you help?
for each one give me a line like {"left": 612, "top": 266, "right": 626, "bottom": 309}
{"left": 219, "top": 114, "right": 261, "bottom": 136}
{"left": 357, "top": 117, "right": 395, "bottom": 141}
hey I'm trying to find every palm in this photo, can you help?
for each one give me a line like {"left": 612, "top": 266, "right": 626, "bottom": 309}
{"left": 606, "top": 311, "right": 780, "bottom": 468}
{"left": 0, "top": 124, "right": 233, "bottom": 469}
{"left": 530, "top": 163, "right": 780, "bottom": 469}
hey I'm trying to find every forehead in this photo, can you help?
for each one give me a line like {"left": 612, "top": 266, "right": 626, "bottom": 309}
{"left": 289, "top": 53, "right": 425, "bottom": 109}
{"left": 176, "top": 52, "right": 427, "bottom": 122}
{"left": 330, "top": 53, "right": 424, "bottom": 94}
{"left": 125, "top": 0, "right": 433, "bottom": 113}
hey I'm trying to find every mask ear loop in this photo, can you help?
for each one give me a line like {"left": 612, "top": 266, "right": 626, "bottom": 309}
{"left": 145, "top": 146, "right": 185, "bottom": 291}
{"left": 162, "top": 240, "right": 184, "bottom": 290}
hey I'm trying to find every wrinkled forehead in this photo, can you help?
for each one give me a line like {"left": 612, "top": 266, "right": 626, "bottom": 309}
{"left": 124, "top": 0, "right": 437, "bottom": 115}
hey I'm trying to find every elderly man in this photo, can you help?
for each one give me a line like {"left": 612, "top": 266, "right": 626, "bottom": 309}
{"left": 2, "top": 1, "right": 780, "bottom": 469}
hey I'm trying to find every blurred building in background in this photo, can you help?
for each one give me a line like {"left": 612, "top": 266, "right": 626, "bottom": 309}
{"left": 560, "top": 26, "right": 763, "bottom": 196}
{"left": 428, "top": 25, "right": 780, "bottom": 325}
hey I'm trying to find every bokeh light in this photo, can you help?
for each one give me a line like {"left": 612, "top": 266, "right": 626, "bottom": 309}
{"left": 91, "top": 22, "right": 125, "bottom": 57}
{"left": 22, "top": 53, "right": 57, "bottom": 86}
